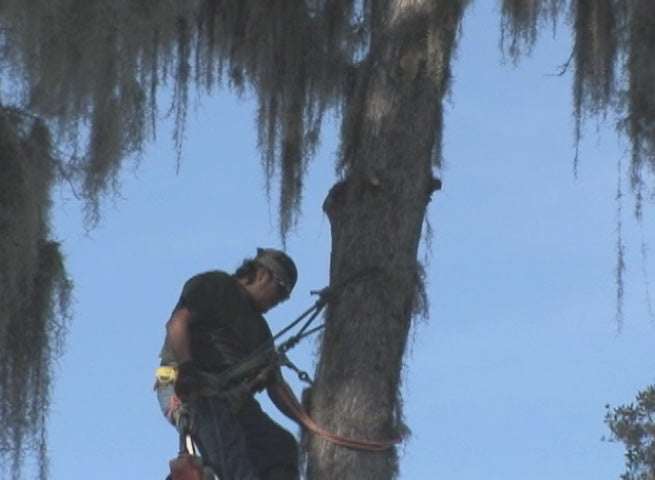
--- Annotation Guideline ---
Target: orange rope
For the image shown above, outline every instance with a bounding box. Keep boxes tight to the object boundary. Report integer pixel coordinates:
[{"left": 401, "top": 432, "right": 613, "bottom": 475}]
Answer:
[{"left": 277, "top": 386, "right": 401, "bottom": 451}]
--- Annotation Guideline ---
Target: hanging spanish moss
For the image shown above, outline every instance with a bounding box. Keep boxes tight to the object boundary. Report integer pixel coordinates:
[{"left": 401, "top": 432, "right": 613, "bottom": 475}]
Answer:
[
  {"left": 500, "top": 0, "right": 566, "bottom": 61},
  {"left": 499, "top": 0, "right": 655, "bottom": 322},
  {"left": 570, "top": 0, "right": 616, "bottom": 166},
  {"left": 0, "top": 107, "right": 71, "bottom": 479},
  {"left": 622, "top": 0, "right": 655, "bottom": 217},
  {"left": 0, "top": 0, "right": 361, "bottom": 233}
]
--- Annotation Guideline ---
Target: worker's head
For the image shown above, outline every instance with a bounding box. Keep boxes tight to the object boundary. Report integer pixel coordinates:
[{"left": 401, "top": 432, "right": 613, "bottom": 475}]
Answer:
[{"left": 234, "top": 248, "right": 297, "bottom": 312}]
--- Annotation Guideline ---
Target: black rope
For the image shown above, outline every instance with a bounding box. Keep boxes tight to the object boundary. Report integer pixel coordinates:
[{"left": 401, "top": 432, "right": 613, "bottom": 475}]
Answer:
[
  {"left": 272, "top": 295, "right": 326, "bottom": 344},
  {"left": 276, "top": 267, "right": 381, "bottom": 352}
]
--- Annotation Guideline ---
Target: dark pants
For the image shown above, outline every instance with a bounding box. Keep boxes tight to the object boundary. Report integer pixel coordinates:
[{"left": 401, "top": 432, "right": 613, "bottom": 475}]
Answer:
[
  {"left": 194, "top": 396, "right": 299, "bottom": 480},
  {"left": 157, "top": 385, "right": 299, "bottom": 480}
]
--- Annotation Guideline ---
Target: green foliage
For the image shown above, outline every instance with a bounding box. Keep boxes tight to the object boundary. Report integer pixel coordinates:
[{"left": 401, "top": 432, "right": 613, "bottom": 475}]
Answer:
[{"left": 606, "top": 385, "right": 655, "bottom": 480}]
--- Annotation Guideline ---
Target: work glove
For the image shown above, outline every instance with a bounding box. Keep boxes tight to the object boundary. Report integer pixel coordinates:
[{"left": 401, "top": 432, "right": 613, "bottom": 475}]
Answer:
[{"left": 174, "top": 361, "right": 204, "bottom": 400}]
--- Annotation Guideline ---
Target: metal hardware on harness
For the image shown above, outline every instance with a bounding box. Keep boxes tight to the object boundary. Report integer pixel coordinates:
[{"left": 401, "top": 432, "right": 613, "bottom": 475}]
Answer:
[{"left": 278, "top": 353, "right": 314, "bottom": 385}]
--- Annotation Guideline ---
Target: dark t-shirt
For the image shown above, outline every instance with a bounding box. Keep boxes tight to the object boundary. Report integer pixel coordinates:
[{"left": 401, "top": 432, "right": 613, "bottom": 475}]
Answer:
[{"left": 159, "top": 271, "right": 274, "bottom": 375}]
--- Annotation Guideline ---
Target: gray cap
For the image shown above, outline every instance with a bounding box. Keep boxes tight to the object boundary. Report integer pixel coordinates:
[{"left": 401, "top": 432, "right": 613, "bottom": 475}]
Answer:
[{"left": 255, "top": 248, "right": 298, "bottom": 295}]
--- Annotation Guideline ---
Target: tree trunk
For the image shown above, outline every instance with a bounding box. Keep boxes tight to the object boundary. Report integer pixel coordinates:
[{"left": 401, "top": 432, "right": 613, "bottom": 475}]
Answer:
[{"left": 306, "top": 2, "right": 466, "bottom": 479}]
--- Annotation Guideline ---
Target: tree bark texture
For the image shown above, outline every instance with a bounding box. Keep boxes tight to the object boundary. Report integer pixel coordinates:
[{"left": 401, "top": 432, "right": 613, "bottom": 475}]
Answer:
[{"left": 306, "top": 2, "right": 466, "bottom": 479}]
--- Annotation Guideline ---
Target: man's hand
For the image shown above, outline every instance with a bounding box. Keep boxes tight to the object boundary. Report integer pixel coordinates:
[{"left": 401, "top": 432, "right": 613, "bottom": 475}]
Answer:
[{"left": 174, "top": 361, "right": 204, "bottom": 400}]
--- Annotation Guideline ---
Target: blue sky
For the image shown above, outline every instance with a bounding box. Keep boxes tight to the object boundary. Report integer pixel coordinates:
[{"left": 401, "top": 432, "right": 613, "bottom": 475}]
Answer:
[{"left": 44, "top": 4, "right": 655, "bottom": 480}]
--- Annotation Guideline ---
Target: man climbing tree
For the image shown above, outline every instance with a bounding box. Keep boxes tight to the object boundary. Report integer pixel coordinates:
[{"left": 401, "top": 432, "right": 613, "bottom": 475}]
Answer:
[{"left": 155, "top": 248, "right": 302, "bottom": 480}]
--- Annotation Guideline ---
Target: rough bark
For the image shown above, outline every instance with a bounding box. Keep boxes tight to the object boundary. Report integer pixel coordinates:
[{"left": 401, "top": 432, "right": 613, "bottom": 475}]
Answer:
[{"left": 305, "top": 2, "right": 466, "bottom": 479}]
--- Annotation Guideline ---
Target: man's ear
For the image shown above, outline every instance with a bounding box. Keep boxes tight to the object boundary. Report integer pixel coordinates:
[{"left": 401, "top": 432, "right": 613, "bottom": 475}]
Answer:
[{"left": 255, "top": 266, "right": 270, "bottom": 284}]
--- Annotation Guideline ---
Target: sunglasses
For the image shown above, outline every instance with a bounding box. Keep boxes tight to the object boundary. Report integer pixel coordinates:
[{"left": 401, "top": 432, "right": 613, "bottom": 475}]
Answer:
[{"left": 268, "top": 269, "right": 290, "bottom": 300}]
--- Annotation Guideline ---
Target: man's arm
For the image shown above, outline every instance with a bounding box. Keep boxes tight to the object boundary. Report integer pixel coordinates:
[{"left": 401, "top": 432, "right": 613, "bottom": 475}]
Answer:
[
  {"left": 267, "top": 370, "right": 304, "bottom": 424},
  {"left": 165, "top": 307, "right": 193, "bottom": 363},
  {"left": 166, "top": 306, "right": 206, "bottom": 400}
]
